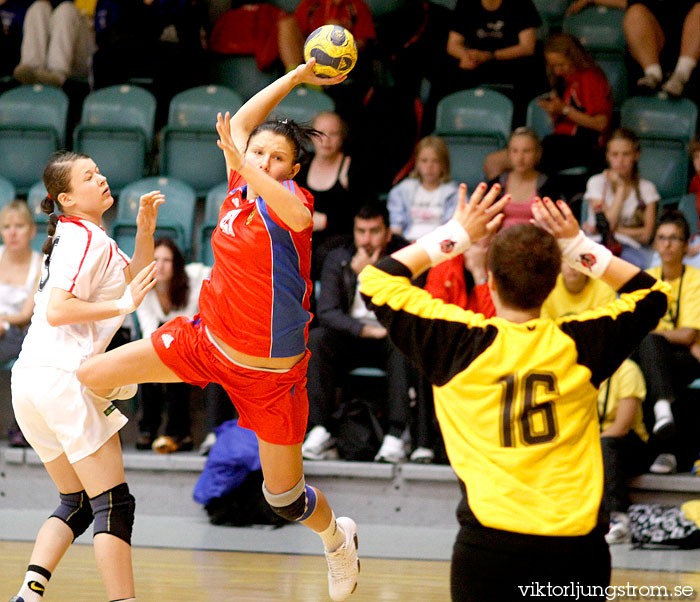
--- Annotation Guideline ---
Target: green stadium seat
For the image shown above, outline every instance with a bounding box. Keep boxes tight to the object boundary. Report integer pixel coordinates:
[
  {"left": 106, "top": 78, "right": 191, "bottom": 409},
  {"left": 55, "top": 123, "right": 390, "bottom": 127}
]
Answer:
[
  {"left": 0, "top": 84, "right": 69, "bottom": 193},
  {"left": 562, "top": 6, "right": 625, "bottom": 56},
  {"left": 525, "top": 95, "right": 554, "bottom": 140},
  {"left": 111, "top": 177, "right": 197, "bottom": 259},
  {"left": 209, "top": 54, "right": 279, "bottom": 102},
  {"left": 27, "top": 181, "right": 49, "bottom": 223},
  {"left": 271, "top": 86, "right": 335, "bottom": 124},
  {"left": 532, "top": 0, "right": 570, "bottom": 32},
  {"left": 73, "top": 85, "right": 157, "bottom": 195},
  {"left": 198, "top": 181, "right": 229, "bottom": 266},
  {"left": 0, "top": 174, "right": 16, "bottom": 208},
  {"left": 160, "top": 85, "right": 243, "bottom": 195},
  {"left": 678, "top": 193, "right": 699, "bottom": 236}
]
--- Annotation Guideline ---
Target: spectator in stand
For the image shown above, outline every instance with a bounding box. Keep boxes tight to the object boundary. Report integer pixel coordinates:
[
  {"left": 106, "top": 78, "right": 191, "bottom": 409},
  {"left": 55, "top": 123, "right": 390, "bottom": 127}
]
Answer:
[
  {"left": 598, "top": 359, "right": 650, "bottom": 545},
  {"left": 684, "top": 139, "right": 700, "bottom": 266},
  {"left": 438, "top": 0, "right": 544, "bottom": 127},
  {"left": 487, "top": 127, "right": 564, "bottom": 230},
  {"left": 92, "top": 0, "right": 207, "bottom": 124},
  {"left": 388, "top": 136, "right": 459, "bottom": 242},
  {"left": 0, "top": 0, "right": 32, "bottom": 79},
  {"left": 623, "top": 0, "right": 700, "bottom": 97},
  {"left": 484, "top": 33, "right": 612, "bottom": 191},
  {"left": 302, "top": 203, "right": 413, "bottom": 464},
  {"left": 296, "top": 111, "right": 356, "bottom": 280},
  {"left": 0, "top": 201, "right": 42, "bottom": 448},
  {"left": 134, "top": 238, "right": 213, "bottom": 453},
  {"left": 541, "top": 261, "right": 617, "bottom": 320},
  {"left": 566, "top": 0, "right": 627, "bottom": 15},
  {"left": 633, "top": 210, "right": 700, "bottom": 475},
  {"left": 582, "top": 128, "right": 659, "bottom": 269},
  {"left": 12, "top": 0, "right": 95, "bottom": 87}
]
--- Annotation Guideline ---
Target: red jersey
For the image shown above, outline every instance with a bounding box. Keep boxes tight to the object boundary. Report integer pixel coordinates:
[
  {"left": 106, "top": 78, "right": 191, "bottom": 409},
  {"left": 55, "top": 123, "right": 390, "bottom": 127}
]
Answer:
[
  {"left": 294, "top": 0, "right": 376, "bottom": 41},
  {"left": 424, "top": 256, "right": 495, "bottom": 317},
  {"left": 199, "top": 170, "right": 314, "bottom": 358}
]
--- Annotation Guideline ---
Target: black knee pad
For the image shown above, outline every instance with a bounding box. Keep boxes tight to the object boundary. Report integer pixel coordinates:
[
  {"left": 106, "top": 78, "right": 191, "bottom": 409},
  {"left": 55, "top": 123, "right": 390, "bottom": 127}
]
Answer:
[
  {"left": 90, "top": 483, "right": 135, "bottom": 545},
  {"left": 50, "top": 490, "right": 93, "bottom": 541},
  {"left": 263, "top": 478, "right": 317, "bottom": 522}
]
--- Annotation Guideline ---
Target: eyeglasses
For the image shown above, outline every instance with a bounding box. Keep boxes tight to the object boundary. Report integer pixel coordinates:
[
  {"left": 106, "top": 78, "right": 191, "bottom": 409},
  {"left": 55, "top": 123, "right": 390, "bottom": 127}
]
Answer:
[{"left": 655, "top": 235, "right": 685, "bottom": 244}]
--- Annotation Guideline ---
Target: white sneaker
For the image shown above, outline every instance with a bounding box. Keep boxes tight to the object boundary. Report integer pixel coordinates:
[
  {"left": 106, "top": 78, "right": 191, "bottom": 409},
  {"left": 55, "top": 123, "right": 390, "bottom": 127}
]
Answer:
[
  {"left": 199, "top": 432, "right": 216, "bottom": 456},
  {"left": 649, "top": 453, "right": 677, "bottom": 475},
  {"left": 409, "top": 446, "right": 434, "bottom": 464},
  {"left": 661, "top": 74, "right": 686, "bottom": 97},
  {"left": 374, "top": 434, "right": 406, "bottom": 463},
  {"left": 605, "top": 512, "right": 631, "bottom": 545},
  {"left": 302, "top": 425, "right": 337, "bottom": 460},
  {"left": 652, "top": 400, "right": 675, "bottom": 440},
  {"left": 325, "top": 516, "right": 359, "bottom": 601}
]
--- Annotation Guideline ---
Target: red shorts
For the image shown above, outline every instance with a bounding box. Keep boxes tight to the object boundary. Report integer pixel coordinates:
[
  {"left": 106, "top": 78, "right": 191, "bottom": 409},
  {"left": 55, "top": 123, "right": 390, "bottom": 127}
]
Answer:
[{"left": 152, "top": 316, "right": 309, "bottom": 445}]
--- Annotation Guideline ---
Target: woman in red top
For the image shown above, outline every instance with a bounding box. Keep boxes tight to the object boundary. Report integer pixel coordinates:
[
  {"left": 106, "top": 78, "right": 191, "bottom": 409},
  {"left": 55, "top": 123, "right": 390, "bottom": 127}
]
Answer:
[{"left": 78, "top": 60, "right": 360, "bottom": 601}]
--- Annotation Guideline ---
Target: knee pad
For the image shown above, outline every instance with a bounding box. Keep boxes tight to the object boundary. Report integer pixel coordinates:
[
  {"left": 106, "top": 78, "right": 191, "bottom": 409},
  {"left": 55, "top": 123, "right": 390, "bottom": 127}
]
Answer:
[
  {"left": 262, "top": 477, "right": 317, "bottom": 522},
  {"left": 50, "top": 490, "right": 93, "bottom": 541},
  {"left": 90, "top": 482, "right": 135, "bottom": 545}
]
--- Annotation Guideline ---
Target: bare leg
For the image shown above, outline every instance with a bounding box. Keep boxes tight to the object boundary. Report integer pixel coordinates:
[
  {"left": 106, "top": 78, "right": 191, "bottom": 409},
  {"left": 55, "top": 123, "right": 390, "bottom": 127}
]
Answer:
[
  {"left": 71, "top": 434, "right": 134, "bottom": 601},
  {"left": 623, "top": 4, "right": 665, "bottom": 71},
  {"left": 256, "top": 437, "right": 333, "bottom": 532},
  {"left": 680, "top": 4, "right": 700, "bottom": 61},
  {"left": 77, "top": 338, "right": 182, "bottom": 393}
]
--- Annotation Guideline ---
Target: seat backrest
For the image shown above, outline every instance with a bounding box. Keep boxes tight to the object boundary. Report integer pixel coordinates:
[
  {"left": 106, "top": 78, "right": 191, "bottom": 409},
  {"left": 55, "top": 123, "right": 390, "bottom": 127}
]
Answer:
[
  {"left": 596, "top": 55, "right": 628, "bottom": 108},
  {"left": 271, "top": 87, "right": 335, "bottom": 124},
  {"left": 525, "top": 95, "right": 554, "bottom": 139},
  {"left": 204, "top": 181, "right": 229, "bottom": 225},
  {"left": 678, "top": 193, "right": 699, "bottom": 236},
  {"left": 365, "top": 0, "right": 408, "bottom": 17},
  {"left": 621, "top": 96, "right": 698, "bottom": 142},
  {"left": 167, "top": 85, "right": 243, "bottom": 130},
  {"left": 0, "top": 174, "right": 16, "bottom": 208},
  {"left": 209, "top": 55, "right": 278, "bottom": 102},
  {"left": 435, "top": 88, "right": 513, "bottom": 145},
  {"left": 532, "top": 0, "right": 569, "bottom": 29},
  {"left": 0, "top": 84, "right": 69, "bottom": 146},
  {"left": 562, "top": 6, "right": 625, "bottom": 54},
  {"left": 79, "top": 85, "right": 157, "bottom": 144},
  {"left": 27, "top": 180, "right": 49, "bottom": 223},
  {"left": 639, "top": 144, "right": 689, "bottom": 200}
]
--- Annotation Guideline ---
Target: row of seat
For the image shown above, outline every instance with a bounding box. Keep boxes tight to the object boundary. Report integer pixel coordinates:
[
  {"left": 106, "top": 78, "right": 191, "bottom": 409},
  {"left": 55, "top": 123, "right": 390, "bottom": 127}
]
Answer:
[
  {"left": 434, "top": 87, "right": 698, "bottom": 199},
  {"left": 0, "top": 82, "right": 335, "bottom": 197}
]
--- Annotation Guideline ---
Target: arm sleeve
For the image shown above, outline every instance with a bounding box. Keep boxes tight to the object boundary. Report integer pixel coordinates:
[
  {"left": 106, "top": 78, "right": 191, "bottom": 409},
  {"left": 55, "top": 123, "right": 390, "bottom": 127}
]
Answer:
[
  {"left": 317, "top": 252, "right": 364, "bottom": 337},
  {"left": 264, "top": 179, "right": 314, "bottom": 231},
  {"left": 359, "top": 257, "right": 499, "bottom": 385},
  {"left": 468, "top": 282, "right": 496, "bottom": 318},
  {"left": 557, "top": 271, "right": 669, "bottom": 388}
]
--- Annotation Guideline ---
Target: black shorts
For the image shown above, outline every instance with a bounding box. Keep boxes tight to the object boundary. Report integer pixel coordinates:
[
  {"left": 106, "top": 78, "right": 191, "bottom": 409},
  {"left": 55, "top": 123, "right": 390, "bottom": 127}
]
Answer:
[{"left": 450, "top": 524, "right": 611, "bottom": 602}]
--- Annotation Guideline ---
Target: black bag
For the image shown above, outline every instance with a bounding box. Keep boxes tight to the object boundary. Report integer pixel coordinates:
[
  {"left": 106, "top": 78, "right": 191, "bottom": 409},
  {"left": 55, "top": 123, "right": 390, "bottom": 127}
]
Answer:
[
  {"left": 628, "top": 503, "right": 700, "bottom": 549},
  {"left": 204, "top": 470, "right": 287, "bottom": 528},
  {"left": 334, "top": 398, "right": 384, "bottom": 462}
]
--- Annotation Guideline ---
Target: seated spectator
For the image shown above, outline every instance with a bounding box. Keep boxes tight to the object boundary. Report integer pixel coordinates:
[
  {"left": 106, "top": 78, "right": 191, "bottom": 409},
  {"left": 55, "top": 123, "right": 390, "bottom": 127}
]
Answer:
[
  {"left": 540, "top": 261, "right": 617, "bottom": 320},
  {"left": 412, "top": 238, "right": 495, "bottom": 463},
  {"left": 684, "top": 138, "right": 700, "bottom": 266},
  {"left": 623, "top": 0, "right": 700, "bottom": 97},
  {"left": 92, "top": 0, "right": 207, "bottom": 124},
  {"left": 0, "top": 201, "right": 41, "bottom": 447},
  {"left": 437, "top": 0, "right": 544, "bottom": 126},
  {"left": 633, "top": 210, "right": 700, "bottom": 473},
  {"left": 388, "top": 136, "right": 458, "bottom": 242},
  {"left": 484, "top": 33, "right": 612, "bottom": 190},
  {"left": 598, "top": 359, "right": 650, "bottom": 544},
  {"left": 582, "top": 128, "right": 659, "bottom": 269},
  {"left": 0, "top": 0, "right": 32, "bottom": 78},
  {"left": 302, "top": 203, "right": 413, "bottom": 463},
  {"left": 134, "top": 237, "right": 211, "bottom": 453},
  {"left": 566, "top": 0, "right": 627, "bottom": 15},
  {"left": 488, "top": 127, "right": 564, "bottom": 230},
  {"left": 12, "top": 0, "right": 94, "bottom": 87},
  {"left": 296, "top": 111, "right": 356, "bottom": 280}
]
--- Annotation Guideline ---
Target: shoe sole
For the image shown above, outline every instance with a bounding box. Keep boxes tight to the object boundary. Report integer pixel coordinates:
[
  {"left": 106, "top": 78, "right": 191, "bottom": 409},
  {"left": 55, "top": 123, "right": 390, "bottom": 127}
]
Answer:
[{"left": 653, "top": 421, "right": 676, "bottom": 442}]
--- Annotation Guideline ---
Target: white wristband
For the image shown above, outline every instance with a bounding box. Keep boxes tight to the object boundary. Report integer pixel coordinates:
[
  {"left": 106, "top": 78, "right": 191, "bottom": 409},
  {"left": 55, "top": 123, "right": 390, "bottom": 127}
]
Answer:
[
  {"left": 416, "top": 219, "right": 471, "bottom": 266},
  {"left": 114, "top": 286, "right": 135, "bottom": 315},
  {"left": 558, "top": 230, "right": 613, "bottom": 279}
]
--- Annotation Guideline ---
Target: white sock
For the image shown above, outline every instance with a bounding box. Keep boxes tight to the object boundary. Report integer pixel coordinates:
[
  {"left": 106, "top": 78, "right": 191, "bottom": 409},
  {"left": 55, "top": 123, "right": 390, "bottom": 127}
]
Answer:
[
  {"left": 672, "top": 56, "right": 697, "bottom": 83},
  {"left": 17, "top": 566, "right": 51, "bottom": 602},
  {"left": 319, "top": 511, "right": 345, "bottom": 552},
  {"left": 644, "top": 63, "right": 663, "bottom": 81},
  {"left": 654, "top": 399, "right": 673, "bottom": 424}
]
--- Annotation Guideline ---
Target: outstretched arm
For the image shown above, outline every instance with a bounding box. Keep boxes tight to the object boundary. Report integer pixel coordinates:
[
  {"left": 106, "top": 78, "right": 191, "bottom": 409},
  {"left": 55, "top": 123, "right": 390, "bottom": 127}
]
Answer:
[{"left": 127, "top": 190, "right": 165, "bottom": 282}]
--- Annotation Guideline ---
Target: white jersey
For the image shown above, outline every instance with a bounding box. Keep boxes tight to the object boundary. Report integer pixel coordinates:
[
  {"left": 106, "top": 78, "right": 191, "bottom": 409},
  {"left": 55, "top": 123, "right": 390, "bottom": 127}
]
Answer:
[{"left": 15, "top": 216, "right": 130, "bottom": 372}]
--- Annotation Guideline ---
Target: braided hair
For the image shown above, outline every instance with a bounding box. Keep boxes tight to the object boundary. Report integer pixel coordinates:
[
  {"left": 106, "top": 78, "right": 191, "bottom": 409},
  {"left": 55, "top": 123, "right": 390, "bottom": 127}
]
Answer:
[{"left": 41, "top": 151, "right": 90, "bottom": 261}]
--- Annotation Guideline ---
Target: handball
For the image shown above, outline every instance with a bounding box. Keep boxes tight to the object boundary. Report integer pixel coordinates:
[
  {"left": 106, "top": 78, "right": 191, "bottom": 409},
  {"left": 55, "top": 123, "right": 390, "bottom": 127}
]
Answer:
[{"left": 303, "top": 25, "right": 358, "bottom": 79}]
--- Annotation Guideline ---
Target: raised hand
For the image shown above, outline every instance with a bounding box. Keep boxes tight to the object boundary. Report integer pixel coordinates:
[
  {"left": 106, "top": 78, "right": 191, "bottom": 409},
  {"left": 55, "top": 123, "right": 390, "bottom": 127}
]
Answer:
[
  {"left": 135, "top": 191, "right": 165, "bottom": 236},
  {"left": 129, "top": 261, "right": 157, "bottom": 309},
  {"left": 293, "top": 58, "right": 348, "bottom": 87},
  {"left": 531, "top": 197, "right": 580, "bottom": 239},
  {"left": 216, "top": 111, "right": 244, "bottom": 170},
  {"left": 452, "top": 182, "right": 510, "bottom": 243}
]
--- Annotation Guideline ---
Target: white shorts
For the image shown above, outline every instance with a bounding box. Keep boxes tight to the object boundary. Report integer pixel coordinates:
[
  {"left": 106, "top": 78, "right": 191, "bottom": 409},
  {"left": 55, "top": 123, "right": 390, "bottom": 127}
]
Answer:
[{"left": 11, "top": 366, "right": 128, "bottom": 464}]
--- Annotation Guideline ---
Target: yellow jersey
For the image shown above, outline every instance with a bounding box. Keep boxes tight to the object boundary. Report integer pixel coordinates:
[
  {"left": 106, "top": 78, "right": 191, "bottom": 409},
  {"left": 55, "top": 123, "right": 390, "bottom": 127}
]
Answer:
[
  {"left": 540, "top": 274, "right": 617, "bottom": 320},
  {"left": 598, "top": 359, "right": 648, "bottom": 442},
  {"left": 646, "top": 265, "right": 700, "bottom": 331},
  {"left": 360, "top": 259, "right": 668, "bottom": 538}
]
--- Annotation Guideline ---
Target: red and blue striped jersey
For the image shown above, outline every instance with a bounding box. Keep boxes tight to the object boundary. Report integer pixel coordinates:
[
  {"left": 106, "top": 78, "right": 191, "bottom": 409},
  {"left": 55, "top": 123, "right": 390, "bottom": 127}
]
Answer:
[{"left": 199, "top": 170, "right": 314, "bottom": 358}]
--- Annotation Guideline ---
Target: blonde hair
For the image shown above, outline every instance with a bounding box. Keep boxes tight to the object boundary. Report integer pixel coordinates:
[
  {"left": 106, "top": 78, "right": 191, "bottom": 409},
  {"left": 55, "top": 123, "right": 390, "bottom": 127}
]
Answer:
[
  {"left": 0, "top": 200, "right": 34, "bottom": 227},
  {"left": 409, "top": 136, "right": 451, "bottom": 184},
  {"left": 544, "top": 33, "right": 599, "bottom": 87}
]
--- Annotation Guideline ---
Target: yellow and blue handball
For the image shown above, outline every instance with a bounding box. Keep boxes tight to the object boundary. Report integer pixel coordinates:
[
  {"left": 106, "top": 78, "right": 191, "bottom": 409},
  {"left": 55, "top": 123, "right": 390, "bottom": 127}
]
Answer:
[{"left": 303, "top": 25, "right": 358, "bottom": 79}]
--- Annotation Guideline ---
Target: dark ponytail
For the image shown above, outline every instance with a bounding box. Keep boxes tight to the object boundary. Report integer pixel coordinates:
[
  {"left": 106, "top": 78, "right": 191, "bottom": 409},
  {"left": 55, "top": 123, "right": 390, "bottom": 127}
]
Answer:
[
  {"left": 247, "top": 119, "right": 322, "bottom": 166},
  {"left": 41, "top": 150, "right": 89, "bottom": 261}
]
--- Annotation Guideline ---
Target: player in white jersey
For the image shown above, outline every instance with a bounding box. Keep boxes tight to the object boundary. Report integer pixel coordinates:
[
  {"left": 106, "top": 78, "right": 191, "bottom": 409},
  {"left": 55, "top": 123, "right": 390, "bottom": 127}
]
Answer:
[{"left": 9, "top": 151, "right": 163, "bottom": 602}]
